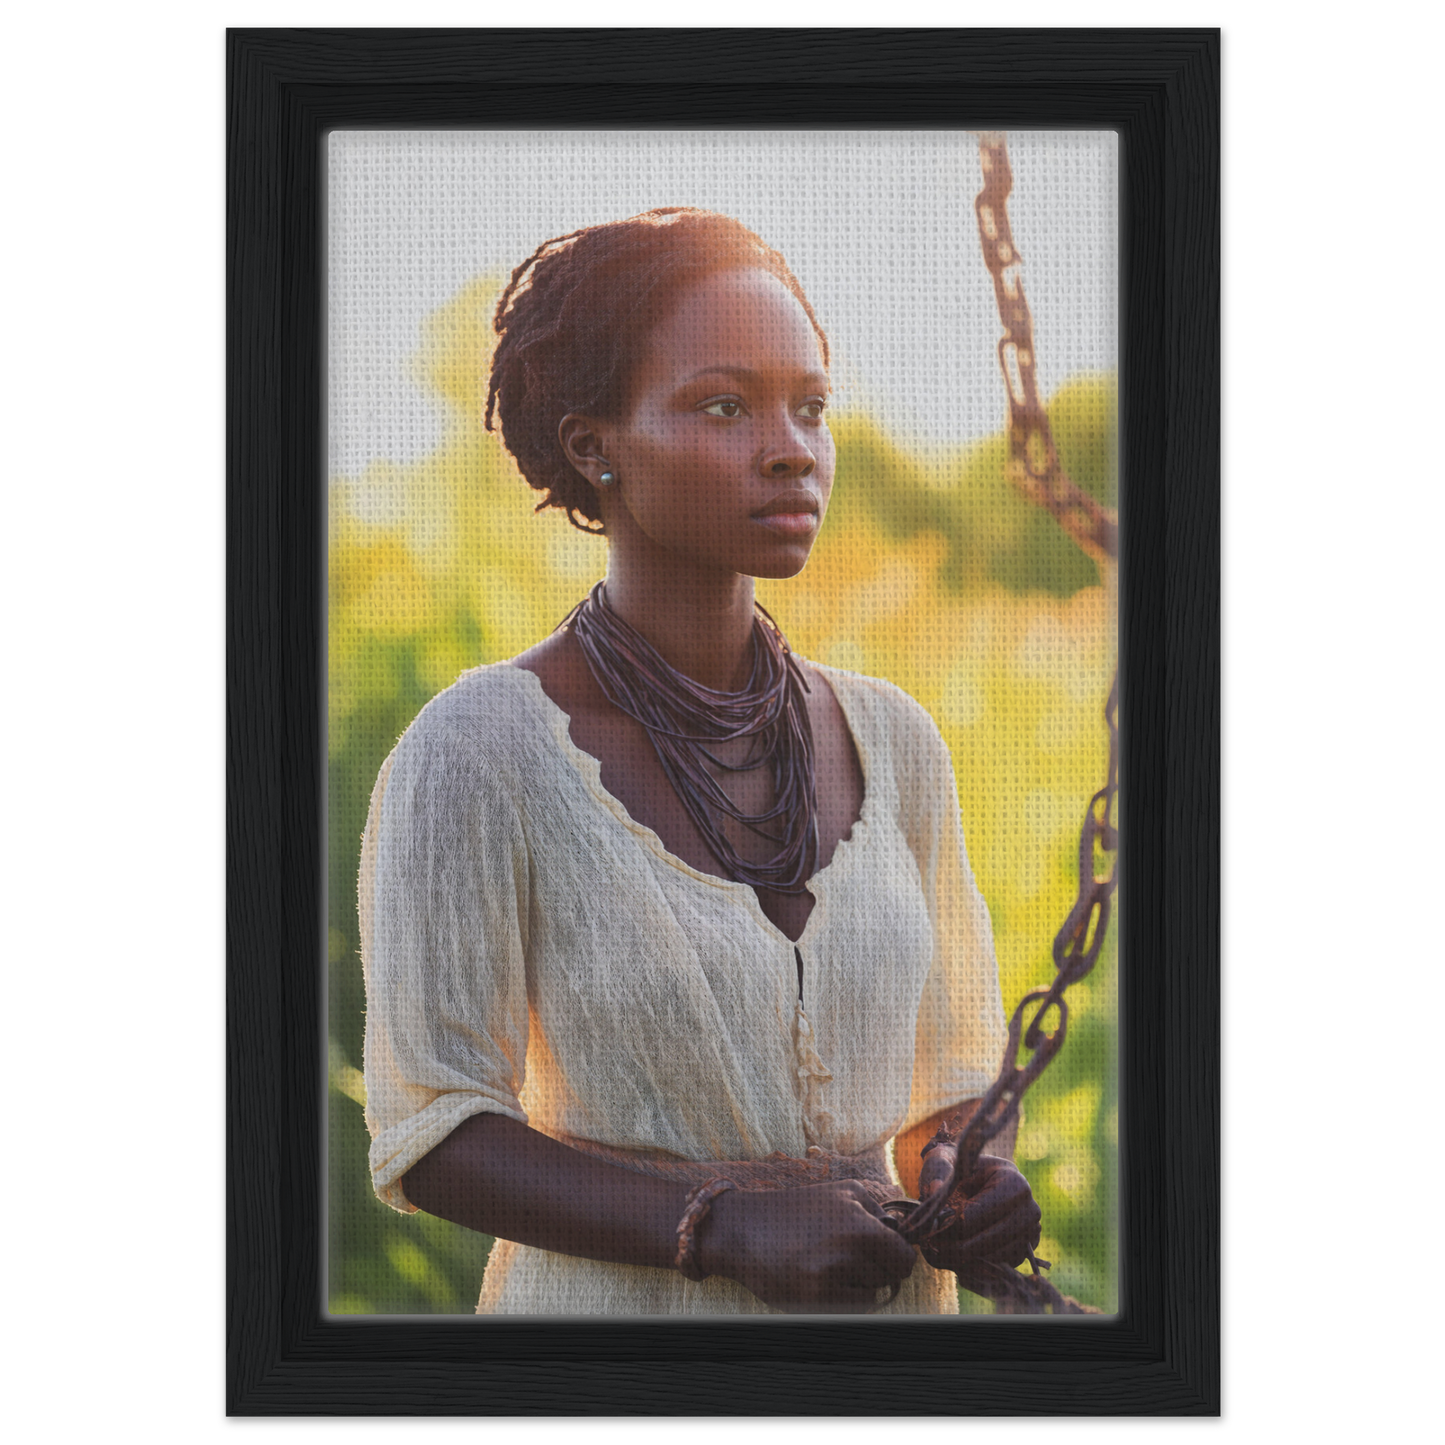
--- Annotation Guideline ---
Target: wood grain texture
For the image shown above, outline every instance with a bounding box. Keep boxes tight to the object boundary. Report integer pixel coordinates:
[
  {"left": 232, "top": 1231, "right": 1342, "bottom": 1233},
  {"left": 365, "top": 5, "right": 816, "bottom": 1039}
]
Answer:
[{"left": 228, "top": 27, "right": 1219, "bottom": 1415}]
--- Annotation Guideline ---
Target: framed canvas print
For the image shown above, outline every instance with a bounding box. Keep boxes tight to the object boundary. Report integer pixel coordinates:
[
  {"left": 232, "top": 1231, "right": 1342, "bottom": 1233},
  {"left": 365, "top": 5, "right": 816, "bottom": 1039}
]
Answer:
[{"left": 229, "top": 27, "right": 1218, "bottom": 1414}]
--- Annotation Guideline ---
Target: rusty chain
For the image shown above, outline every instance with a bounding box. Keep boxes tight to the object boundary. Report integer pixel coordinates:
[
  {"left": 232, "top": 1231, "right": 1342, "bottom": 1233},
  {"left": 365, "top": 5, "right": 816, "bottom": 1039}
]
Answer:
[
  {"left": 972, "top": 134, "right": 1119, "bottom": 568},
  {"left": 882, "top": 134, "right": 1120, "bottom": 1316}
]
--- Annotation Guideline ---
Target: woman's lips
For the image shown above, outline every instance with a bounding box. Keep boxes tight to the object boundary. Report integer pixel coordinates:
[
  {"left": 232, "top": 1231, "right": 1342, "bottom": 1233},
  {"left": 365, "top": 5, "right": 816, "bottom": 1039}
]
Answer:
[{"left": 752, "top": 511, "right": 818, "bottom": 537}]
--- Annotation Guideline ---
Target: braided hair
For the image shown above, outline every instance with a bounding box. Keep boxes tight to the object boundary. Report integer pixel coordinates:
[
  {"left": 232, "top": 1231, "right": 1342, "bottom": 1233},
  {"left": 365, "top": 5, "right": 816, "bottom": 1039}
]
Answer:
[{"left": 485, "top": 208, "right": 830, "bottom": 534}]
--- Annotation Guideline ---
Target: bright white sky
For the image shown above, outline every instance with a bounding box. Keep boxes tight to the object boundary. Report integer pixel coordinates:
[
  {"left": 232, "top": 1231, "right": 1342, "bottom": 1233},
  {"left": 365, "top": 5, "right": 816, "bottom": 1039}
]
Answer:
[{"left": 328, "top": 129, "right": 1117, "bottom": 478}]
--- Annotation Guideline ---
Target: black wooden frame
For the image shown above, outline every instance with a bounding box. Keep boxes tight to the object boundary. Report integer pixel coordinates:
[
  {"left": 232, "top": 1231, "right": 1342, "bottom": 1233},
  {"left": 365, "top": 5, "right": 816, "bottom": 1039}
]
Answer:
[{"left": 228, "top": 27, "right": 1219, "bottom": 1414}]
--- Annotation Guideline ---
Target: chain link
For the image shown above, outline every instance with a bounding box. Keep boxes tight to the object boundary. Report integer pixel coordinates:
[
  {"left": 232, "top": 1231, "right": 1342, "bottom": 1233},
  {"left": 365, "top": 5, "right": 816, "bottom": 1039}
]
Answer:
[{"left": 884, "top": 134, "right": 1120, "bottom": 1316}]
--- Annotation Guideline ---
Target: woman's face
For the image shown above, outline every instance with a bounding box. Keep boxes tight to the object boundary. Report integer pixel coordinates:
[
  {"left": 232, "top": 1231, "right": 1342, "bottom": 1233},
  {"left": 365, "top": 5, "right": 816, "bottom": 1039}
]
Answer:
[{"left": 574, "top": 267, "right": 835, "bottom": 582}]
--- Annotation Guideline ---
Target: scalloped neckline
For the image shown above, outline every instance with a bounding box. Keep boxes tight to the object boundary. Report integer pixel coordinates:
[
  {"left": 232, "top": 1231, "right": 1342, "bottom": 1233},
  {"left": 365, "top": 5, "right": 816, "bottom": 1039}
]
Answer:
[{"left": 504, "top": 659, "right": 875, "bottom": 949}]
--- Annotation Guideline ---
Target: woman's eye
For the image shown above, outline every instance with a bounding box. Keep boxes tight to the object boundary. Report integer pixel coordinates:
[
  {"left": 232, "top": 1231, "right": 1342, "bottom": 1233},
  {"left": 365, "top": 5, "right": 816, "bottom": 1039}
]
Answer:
[
  {"left": 700, "top": 398, "right": 746, "bottom": 418},
  {"left": 796, "top": 399, "right": 827, "bottom": 420}
]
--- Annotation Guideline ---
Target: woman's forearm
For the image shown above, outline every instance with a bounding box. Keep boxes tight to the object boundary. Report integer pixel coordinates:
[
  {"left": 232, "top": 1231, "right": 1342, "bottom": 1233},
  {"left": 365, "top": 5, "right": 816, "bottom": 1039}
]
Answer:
[
  {"left": 401, "top": 1113, "right": 694, "bottom": 1271},
  {"left": 401, "top": 1112, "right": 924, "bottom": 1316}
]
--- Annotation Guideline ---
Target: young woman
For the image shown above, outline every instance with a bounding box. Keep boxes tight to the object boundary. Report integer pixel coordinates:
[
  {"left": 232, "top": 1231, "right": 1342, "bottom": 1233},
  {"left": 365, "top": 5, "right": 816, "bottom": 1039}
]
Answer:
[{"left": 359, "top": 208, "right": 1041, "bottom": 1315}]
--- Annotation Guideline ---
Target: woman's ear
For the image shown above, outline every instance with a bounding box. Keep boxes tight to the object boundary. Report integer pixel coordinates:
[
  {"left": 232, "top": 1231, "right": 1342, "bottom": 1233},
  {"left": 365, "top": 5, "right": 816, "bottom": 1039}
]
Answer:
[{"left": 558, "top": 414, "right": 612, "bottom": 491}]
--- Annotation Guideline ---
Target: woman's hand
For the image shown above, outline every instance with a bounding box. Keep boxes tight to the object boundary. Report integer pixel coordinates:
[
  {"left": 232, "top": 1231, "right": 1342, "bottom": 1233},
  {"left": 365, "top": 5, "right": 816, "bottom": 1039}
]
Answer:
[
  {"left": 697, "top": 1180, "right": 917, "bottom": 1314},
  {"left": 914, "top": 1149, "right": 1041, "bottom": 1297}
]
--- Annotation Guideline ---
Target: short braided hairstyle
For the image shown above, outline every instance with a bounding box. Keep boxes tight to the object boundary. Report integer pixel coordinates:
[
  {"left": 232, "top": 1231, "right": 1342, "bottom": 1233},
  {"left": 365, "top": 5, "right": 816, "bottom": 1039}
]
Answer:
[{"left": 485, "top": 208, "right": 829, "bottom": 533}]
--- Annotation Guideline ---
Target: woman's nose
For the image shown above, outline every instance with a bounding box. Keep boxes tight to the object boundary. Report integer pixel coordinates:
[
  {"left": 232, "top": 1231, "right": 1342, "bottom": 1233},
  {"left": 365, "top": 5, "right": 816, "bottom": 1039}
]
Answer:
[{"left": 760, "top": 422, "right": 816, "bottom": 477}]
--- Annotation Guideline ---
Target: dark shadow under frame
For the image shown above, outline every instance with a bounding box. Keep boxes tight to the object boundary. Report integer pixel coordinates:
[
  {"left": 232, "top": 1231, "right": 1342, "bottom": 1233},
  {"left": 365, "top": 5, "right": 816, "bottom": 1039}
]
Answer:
[{"left": 228, "top": 27, "right": 1219, "bottom": 1415}]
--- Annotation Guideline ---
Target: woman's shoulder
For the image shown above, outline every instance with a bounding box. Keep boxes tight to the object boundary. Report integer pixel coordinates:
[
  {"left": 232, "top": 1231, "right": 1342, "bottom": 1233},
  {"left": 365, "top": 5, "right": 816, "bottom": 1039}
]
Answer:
[
  {"left": 804, "top": 662, "right": 956, "bottom": 835},
  {"left": 803, "top": 660, "right": 947, "bottom": 760},
  {"left": 386, "top": 661, "right": 559, "bottom": 779}
]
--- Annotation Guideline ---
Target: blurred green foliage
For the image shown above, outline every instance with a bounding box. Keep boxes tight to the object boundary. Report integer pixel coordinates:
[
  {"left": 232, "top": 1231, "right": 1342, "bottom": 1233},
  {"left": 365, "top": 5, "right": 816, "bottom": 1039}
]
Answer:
[{"left": 328, "top": 276, "right": 1118, "bottom": 1314}]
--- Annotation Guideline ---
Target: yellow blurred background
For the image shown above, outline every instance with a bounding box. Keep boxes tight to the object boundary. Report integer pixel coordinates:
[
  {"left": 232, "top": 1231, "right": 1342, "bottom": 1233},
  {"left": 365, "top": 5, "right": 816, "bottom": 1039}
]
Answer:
[{"left": 327, "top": 276, "right": 1119, "bottom": 1315}]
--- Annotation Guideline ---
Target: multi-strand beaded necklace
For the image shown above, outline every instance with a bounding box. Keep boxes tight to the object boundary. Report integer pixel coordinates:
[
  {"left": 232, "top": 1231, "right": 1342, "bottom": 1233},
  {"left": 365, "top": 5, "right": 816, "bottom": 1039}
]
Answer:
[{"left": 565, "top": 582, "right": 818, "bottom": 893}]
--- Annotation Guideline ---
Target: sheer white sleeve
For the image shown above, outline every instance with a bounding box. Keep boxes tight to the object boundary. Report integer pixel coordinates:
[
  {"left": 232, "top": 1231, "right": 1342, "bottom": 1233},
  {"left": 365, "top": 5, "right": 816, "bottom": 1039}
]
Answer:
[
  {"left": 359, "top": 715, "right": 532, "bottom": 1213},
  {"left": 896, "top": 703, "right": 1009, "bottom": 1135}
]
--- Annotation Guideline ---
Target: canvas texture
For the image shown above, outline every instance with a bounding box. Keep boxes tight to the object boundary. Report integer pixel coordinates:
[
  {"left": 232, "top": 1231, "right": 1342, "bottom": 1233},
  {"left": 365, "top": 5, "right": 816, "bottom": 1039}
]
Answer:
[{"left": 326, "top": 131, "right": 1119, "bottom": 1317}]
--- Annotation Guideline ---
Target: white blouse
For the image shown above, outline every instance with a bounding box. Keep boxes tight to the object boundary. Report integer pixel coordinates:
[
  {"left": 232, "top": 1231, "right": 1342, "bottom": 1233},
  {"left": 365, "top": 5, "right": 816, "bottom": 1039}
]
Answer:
[{"left": 359, "top": 660, "right": 1008, "bottom": 1315}]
